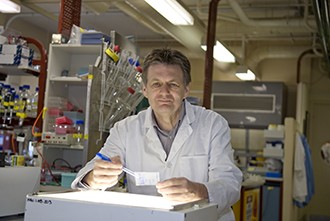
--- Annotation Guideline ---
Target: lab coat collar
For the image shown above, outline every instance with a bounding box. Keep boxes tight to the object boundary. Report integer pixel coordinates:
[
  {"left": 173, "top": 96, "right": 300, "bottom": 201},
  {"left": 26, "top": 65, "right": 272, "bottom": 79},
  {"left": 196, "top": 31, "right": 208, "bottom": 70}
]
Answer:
[
  {"left": 144, "top": 99, "right": 196, "bottom": 129},
  {"left": 144, "top": 100, "right": 195, "bottom": 161}
]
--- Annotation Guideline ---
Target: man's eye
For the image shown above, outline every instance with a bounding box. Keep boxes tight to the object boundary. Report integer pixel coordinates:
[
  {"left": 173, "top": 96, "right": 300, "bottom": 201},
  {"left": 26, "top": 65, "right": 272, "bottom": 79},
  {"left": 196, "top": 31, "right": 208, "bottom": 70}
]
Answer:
[
  {"left": 169, "top": 83, "right": 179, "bottom": 88},
  {"left": 151, "top": 82, "right": 161, "bottom": 87}
]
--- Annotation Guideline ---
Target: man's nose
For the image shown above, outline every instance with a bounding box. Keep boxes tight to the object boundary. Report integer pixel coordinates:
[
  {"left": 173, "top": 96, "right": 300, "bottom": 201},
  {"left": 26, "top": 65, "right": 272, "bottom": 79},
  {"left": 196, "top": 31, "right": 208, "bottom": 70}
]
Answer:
[{"left": 159, "top": 84, "right": 170, "bottom": 93}]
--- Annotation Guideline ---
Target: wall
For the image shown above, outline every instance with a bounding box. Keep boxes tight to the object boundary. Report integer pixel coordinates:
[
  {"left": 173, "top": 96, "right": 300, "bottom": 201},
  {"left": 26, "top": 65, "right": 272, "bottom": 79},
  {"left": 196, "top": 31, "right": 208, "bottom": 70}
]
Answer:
[
  {"left": 1, "top": 14, "right": 52, "bottom": 49},
  {"left": 307, "top": 58, "right": 330, "bottom": 219}
]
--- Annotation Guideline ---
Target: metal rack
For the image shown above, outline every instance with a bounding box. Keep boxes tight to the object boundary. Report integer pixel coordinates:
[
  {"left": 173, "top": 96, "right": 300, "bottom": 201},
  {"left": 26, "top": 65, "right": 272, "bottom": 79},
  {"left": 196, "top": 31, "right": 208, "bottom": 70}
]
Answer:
[
  {"left": 0, "top": 36, "right": 47, "bottom": 131},
  {"left": 85, "top": 30, "right": 144, "bottom": 161}
]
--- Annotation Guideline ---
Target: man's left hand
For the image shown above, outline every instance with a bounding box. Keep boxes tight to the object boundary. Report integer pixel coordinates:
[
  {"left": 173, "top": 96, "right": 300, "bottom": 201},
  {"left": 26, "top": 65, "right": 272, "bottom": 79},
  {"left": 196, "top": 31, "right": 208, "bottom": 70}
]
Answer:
[{"left": 156, "top": 177, "right": 209, "bottom": 202}]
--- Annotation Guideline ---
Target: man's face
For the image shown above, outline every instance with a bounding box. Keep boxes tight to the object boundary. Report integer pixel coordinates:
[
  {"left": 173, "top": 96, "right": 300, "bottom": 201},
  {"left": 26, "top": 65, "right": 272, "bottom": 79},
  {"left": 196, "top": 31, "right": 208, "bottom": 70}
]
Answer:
[{"left": 142, "top": 63, "right": 189, "bottom": 116}]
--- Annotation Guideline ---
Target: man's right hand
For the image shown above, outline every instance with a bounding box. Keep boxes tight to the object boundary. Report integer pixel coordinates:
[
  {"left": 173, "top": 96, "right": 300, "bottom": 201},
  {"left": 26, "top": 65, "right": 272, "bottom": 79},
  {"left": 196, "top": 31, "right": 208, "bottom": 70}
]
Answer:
[{"left": 82, "top": 156, "right": 123, "bottom": 189}]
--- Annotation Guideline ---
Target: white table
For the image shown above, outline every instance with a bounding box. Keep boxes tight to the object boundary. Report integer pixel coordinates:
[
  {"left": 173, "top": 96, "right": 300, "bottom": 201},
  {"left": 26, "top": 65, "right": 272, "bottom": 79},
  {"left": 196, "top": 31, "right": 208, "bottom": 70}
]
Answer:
[{"left": 25, "top": 190, "right": 218, "bottom": 221}]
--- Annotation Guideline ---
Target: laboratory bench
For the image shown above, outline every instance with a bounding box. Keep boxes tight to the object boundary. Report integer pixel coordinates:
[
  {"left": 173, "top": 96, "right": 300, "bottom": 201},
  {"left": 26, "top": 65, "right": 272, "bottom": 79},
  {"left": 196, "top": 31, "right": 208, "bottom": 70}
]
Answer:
[{"left": 24, "top": 190, "right": 218, "bottom": 221}]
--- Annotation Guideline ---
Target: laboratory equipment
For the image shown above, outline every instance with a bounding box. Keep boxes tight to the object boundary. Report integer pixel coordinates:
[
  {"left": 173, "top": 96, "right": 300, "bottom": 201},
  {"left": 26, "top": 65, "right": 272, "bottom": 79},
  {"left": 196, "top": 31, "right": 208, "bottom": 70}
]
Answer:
[
  {"left": 211, "top": 81, "right": 287, "bottom": 129},
  {"left": 73, "top": 120, "right": 84, "bottom": 146},
  {"left": 24, "top": 190, "right": 218, "bottom": 221},
  {"left": 98, "top": 42, "right": 145, "bottom": 132}
]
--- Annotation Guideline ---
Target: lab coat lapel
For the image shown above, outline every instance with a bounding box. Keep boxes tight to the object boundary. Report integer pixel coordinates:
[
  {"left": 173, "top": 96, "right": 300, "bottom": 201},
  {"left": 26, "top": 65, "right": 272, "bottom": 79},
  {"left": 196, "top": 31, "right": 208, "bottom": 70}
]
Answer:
[
  {"left": 167, "top": 123, "right": 192, "bottom": 161},
  {"left": 167, "top": 100, "right": 195, "bottom": 161},
  {"left": 144, "top": 108, "right": 167, "bottom": 161}
]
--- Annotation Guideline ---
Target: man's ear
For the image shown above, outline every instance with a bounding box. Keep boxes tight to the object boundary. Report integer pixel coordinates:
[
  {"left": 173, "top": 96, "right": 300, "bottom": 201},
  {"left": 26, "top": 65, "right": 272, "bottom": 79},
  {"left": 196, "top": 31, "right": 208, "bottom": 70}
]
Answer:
[
  {"left": 142, "top": 85, "right": 148, "bottom": 98},
  {"left": 184, "top": 84, "right": 190, "bottom": 98}
]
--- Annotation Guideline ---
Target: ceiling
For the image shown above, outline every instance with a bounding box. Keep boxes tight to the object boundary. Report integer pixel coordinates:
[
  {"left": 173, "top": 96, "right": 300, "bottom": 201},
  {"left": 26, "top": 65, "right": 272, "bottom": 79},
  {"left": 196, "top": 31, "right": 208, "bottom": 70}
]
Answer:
[{"left": 3, "top": 0, "right": 327, "bottom": 71}]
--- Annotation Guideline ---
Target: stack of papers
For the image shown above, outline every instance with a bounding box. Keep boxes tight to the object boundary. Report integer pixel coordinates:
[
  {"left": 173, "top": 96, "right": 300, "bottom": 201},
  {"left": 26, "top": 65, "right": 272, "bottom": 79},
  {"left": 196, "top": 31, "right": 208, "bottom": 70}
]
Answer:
[{"left": 81, "top": 32, "right": 110, "bottom": 45}]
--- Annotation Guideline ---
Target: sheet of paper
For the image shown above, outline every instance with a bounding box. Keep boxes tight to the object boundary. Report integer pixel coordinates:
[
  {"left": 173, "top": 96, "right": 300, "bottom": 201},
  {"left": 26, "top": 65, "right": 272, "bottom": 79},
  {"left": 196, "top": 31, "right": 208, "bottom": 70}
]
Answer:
[{"left": 134, "top": 172, "right": 160, "bottom": 186}]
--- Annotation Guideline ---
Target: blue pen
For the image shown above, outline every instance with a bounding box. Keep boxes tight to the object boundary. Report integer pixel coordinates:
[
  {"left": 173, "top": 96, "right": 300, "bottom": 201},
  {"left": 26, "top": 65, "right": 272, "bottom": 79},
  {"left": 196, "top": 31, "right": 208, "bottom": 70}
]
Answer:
[{"left": 96, "top": 152, "right": 137, "bottom": 178}]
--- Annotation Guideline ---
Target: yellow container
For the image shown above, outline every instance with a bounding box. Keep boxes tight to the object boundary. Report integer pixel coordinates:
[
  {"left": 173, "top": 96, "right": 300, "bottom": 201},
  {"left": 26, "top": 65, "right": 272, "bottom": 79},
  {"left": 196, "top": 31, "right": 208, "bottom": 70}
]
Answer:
[
  {"left": 233, "top": 186, "right": 261, "bottom": 221},
  {"left": 12, "top": 155, "right": 25, "bottom": 166}
]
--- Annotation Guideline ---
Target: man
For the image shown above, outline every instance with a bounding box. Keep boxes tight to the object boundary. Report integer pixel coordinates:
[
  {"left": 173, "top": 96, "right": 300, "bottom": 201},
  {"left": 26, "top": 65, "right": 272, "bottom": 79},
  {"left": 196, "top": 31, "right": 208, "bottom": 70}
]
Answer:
[{"left": 72, "top": 48, "right": 242, "bottom": 220}]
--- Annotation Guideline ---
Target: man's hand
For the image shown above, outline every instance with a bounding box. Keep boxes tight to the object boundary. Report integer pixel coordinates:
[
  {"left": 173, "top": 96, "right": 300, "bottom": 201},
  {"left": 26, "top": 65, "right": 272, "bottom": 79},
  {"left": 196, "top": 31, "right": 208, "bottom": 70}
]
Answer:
[
  {"left": 156, "top": 177, "right": 209, "bottom": 202},
  {"left": 82, "top": 156, "right": 123, "bottom": 189}
]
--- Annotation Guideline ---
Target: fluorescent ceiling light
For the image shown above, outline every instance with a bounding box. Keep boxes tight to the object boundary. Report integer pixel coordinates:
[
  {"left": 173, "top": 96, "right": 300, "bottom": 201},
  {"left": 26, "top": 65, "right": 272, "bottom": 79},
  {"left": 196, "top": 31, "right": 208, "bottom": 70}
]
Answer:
[
  {"left": 235, "top": 66, "right": 256, "bottom": 81},
  {"left": 145, "top": 0, "right": 194, "bottom": 25},
  {"left": 201, "top": 41, "right": 236, "bottom": 63},
  {"left": 0, "top": 0, "right": 21, "bottom": 13}
]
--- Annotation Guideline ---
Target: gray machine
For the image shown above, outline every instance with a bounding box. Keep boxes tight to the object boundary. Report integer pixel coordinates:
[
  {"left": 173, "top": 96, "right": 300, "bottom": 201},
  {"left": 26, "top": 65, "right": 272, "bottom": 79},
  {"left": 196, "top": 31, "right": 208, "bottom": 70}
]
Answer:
[{"left": 211, "top": 81, "right": 287, "bottom": 129}]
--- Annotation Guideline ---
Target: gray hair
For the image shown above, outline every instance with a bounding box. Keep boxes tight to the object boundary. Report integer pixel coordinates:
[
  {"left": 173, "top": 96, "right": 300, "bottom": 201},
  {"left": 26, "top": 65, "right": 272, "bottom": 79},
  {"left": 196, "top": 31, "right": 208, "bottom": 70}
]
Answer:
[{"left": 141, "top": 48, "right": 191, "bottom": 86}]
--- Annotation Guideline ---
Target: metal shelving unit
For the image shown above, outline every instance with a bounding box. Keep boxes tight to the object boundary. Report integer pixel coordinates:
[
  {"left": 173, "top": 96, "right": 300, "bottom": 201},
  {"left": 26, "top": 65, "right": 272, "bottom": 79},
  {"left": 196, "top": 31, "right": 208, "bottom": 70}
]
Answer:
[
  {"left": 0, "top": 37, "right": 47, "bottom": 130},
  {"left": 41, "top": 31, "right": 142, "bottom": 171}
]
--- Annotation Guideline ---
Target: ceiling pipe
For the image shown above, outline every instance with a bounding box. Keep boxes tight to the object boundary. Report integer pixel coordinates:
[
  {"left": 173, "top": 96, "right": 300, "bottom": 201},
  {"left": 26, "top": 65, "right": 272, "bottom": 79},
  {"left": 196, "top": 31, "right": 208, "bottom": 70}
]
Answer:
[
  {"left": 228, "top": 0, "right": 316, "bottom": 29},
  {"left": 296, "top": 49, "right": 314, "bottom": 83},
  {"left": 203, "top": 0, "right": 220, "bottom": 109},
  {"left": 11, "top": 0, "right": 58, "bottom": 21},
  {"left": 195, "top": 0, "right": 239, "bottom": 23},
  {"left": 312, "top": 34, "right": 323, "bottom": 57},
  {"left": 303, "top": 0, "right": 316, "bottom": 32},
  {"left": 4, "top": 13, "right": 43, "bottom": 30},
  {"left": 111, "top": 1, "right": 166, "bottom": 35},
  {"left": 123, "top": 0, "right": 206, "bottom": 54},
  {"left": 312, "top": 0, "right": 330, "bottom": 76},
  {"left": 245, "top": 46, "right": 308, "bottom": 72},
  {"left": 83, "top": 2, "right": 111, "bottom": 15}
]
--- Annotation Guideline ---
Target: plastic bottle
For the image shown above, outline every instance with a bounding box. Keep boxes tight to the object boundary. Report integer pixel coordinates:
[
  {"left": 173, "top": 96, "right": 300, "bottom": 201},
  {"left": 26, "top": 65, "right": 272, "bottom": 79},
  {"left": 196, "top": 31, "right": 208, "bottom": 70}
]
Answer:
[
  {"left": 13, "top": 94, "right": 20, "bottom": 114},
  {"left": 17, "top": 85, "right": 31, "bottom": 126},
  {"left": 30, "top": 87, "right": 39, "bottom": 118},
  {"left": 2, "top": 84, "right": 12, "bottom": 124},
  {"left": 73, "top": 120, "right": 84, "bottom": 147},
  {"left": 7, "top": 89, "right": 16, "bottom": 124},
  {"left": 0, "top": 83, "right": 4, "bottom": 115},
  {"left": 22, "top": 85, "right": 32, "bottom": 117}
]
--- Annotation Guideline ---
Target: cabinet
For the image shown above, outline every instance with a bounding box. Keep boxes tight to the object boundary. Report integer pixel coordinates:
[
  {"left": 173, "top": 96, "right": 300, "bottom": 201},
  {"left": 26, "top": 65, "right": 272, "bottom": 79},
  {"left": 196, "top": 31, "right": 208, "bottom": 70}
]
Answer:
[
  {"left": 233, "top": 118, "right": 297, "bottom": 221},
  {"left": 261, "top": 181, "right": 282, "bottom": 221},
  {"left": 41, "top": 44, "right": 102, "bottom": 170}
]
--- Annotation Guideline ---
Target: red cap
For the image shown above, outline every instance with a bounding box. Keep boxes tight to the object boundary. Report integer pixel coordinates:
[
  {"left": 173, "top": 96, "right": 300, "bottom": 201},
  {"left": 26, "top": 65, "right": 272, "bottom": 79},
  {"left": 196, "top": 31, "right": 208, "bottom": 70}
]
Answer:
[
  {"left": 127, "top": 87, "right": 135, "bottom": 94},
  {"left": 114, "top": 45, "right": 120, "bottom": 53},
  {"left": 135, "top": 66, "right": 143, "bottom": 73}
]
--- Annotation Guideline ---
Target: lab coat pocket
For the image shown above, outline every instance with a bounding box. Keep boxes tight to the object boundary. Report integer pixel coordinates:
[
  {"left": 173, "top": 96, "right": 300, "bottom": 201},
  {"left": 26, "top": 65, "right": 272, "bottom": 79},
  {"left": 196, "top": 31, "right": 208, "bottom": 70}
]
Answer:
[{"left": 180, "top": 155, "right": 208, "bottom": 182}]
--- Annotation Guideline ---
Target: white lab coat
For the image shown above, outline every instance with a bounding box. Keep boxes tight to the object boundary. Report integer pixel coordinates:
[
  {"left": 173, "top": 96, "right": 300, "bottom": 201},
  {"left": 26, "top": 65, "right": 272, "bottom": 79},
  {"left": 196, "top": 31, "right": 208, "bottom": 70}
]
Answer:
[
  {"left": 293, "top": 132, "right": 307, "bottom": 203},
  {"left": 72, "top": 100, "right": 242, "bottom": 221}
]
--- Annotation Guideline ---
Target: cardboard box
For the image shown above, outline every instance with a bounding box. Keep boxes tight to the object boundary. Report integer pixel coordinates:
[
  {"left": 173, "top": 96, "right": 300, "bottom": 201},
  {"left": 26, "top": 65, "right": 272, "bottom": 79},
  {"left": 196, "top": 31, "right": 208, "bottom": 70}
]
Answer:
[
  {"left": 0, "top": 44, "right": 34, "bottom": 58},
  {"left": 0, "top": 54, "right": 32, "bottom": 66},
  {"left": 0, "top": 44, "right": 22, "bottom": 54}
]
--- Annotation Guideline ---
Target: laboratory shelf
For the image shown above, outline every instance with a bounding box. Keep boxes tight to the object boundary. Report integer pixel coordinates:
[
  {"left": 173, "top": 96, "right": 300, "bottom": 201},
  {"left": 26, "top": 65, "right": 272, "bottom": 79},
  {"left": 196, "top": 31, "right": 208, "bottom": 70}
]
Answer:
[
  {"left": 0, "top": 37, "right": 47, "bottom": 131},
  {"left": 43, "top": 143, "right": 84, "bottom": 150},
  {"left": 264, "top": 129, "right": 285, "bottom": 140},
  {"left": 49, "top": 76, "right": 88, "bottom": 86},
  {"left": 50, "top": 76, "right": 86, "bottom": 81},
  {"left": 41, "top": 32, "right": 139, "bottom": 185},
  {"left": 0, "top": 65, "right": 40, "bottom": 76},
  {"left": 234, "top": 149, "right": 282, "bottom": 160},
  {"left": 50, "top": 44, "right": 102, "bottom": 54}
]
